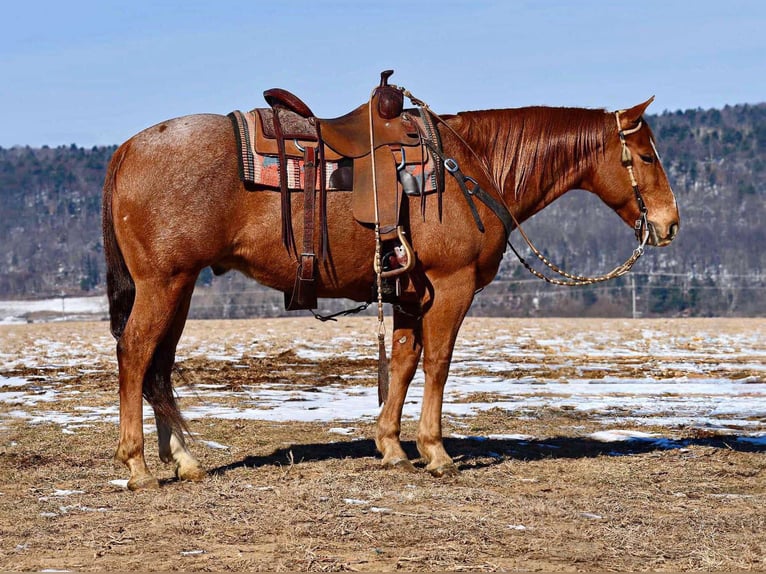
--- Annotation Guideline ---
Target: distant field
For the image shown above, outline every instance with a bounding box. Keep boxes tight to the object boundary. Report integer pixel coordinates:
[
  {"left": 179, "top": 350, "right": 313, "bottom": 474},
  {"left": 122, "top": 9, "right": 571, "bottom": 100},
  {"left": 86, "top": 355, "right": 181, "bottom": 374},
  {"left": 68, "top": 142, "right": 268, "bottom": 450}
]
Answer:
[{"left": 1, "top": 317, "right": 765, "bottom": 571}]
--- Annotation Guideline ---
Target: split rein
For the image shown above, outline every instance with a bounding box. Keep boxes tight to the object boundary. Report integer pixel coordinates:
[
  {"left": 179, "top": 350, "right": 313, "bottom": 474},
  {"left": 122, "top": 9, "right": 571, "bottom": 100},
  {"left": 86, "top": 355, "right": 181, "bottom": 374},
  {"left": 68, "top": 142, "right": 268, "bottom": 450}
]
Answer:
[{"left": 403, "top": 89, "right": 651, "bottom": 287}]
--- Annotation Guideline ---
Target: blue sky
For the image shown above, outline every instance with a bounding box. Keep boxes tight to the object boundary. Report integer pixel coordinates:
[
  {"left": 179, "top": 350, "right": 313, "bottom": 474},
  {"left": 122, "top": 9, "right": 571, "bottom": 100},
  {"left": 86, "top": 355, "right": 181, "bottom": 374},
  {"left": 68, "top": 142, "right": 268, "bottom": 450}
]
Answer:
[{"left": 1, "top": 0, "right": 764, "bottom": 147}]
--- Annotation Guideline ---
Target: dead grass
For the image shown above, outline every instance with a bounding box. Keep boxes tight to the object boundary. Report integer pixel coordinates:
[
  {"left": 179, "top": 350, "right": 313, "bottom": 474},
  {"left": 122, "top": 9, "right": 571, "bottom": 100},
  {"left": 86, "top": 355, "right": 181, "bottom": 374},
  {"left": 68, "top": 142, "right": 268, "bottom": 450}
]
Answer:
[
  {"left": 1, "top": 318, "right": 765, "bottom": 571},
  {"left": 2, "top": 415, "right": 765, "bottom": 572}
]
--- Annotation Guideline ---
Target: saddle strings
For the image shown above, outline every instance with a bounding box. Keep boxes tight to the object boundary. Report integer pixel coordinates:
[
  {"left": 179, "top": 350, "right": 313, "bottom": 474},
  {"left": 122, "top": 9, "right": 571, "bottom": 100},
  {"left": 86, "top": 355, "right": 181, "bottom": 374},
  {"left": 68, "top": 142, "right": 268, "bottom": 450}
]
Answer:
[
  {"left": 401, "top": 88, "right": 649, "bottom": 287},
  {"left": 368, "top": 89, "right": 390, "bottom": 405}
]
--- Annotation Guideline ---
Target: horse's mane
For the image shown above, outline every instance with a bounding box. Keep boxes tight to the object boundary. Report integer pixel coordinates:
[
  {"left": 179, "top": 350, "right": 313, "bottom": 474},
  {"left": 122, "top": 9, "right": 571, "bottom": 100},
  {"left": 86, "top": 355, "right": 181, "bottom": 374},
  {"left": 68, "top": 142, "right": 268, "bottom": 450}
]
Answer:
[{"left": 451, "top": 107, "right": 610, "bottom": 199}]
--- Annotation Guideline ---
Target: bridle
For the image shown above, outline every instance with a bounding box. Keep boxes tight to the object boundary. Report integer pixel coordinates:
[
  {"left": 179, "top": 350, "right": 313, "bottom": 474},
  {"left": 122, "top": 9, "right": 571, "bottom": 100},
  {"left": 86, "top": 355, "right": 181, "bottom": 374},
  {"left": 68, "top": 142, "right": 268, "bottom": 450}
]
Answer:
[
  {"left": 403, "top": 88, "right": 653, "bottom": 287},
  {"left": 615, "top": 110, "right": 651, "bottom": 245}
]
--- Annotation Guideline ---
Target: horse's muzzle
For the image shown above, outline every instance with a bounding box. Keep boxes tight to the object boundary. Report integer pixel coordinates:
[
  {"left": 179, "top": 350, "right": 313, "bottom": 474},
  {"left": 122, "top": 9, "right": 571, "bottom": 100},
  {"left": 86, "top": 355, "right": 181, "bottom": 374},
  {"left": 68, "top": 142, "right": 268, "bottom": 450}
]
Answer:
[{"left": 647, "top": 220, "right": 679, "bottom": 247}]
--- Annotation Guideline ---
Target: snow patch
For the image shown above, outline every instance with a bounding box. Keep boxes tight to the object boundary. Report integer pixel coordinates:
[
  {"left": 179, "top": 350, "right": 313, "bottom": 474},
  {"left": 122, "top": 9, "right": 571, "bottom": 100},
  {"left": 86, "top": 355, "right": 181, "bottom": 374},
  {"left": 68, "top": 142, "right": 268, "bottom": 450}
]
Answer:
[
  {"left": 201, "top": 440, "right": 229, "bottom": 450},
  {"left": 589, "top": 430, "right": 659, "bottom": 442}
]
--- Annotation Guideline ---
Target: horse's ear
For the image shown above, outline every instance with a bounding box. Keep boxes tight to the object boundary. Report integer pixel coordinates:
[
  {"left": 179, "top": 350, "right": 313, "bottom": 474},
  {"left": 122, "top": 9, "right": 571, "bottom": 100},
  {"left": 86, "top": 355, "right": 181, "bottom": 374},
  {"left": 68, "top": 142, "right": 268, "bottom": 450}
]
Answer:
[{"left": 620, "top": 96, "right": 655, "bottom": 126}]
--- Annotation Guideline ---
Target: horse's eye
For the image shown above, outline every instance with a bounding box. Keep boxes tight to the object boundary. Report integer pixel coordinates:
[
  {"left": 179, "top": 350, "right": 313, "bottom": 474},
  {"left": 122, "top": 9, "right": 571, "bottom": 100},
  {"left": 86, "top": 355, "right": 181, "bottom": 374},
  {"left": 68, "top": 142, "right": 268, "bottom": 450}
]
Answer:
[{"left": 639, "top": 153, "right": 655, "bottom": 164}]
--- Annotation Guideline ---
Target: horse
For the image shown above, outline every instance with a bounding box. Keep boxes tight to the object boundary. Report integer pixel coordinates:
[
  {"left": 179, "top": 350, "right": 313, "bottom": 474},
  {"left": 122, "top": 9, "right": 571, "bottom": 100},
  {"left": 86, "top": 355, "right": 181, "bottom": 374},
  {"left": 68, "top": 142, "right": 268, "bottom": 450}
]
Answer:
[{"left": 102, "top": 93, "right": 679, "bottom": 490}]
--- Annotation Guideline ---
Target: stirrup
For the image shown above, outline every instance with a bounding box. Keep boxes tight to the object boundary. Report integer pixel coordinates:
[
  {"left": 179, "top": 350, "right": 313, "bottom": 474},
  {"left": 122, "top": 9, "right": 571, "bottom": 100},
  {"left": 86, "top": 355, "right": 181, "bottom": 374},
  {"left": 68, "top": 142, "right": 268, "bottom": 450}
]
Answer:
[{"left": 374, "top": 226, "right": 415, "bottom": 279}]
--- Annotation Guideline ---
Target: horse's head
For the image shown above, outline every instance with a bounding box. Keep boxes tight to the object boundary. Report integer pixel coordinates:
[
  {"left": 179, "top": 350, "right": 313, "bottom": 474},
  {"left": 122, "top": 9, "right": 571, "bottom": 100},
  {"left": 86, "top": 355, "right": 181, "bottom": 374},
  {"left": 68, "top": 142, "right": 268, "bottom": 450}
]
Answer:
[{"left": 590, "top": 97, "right": 679, "bottom": 247}]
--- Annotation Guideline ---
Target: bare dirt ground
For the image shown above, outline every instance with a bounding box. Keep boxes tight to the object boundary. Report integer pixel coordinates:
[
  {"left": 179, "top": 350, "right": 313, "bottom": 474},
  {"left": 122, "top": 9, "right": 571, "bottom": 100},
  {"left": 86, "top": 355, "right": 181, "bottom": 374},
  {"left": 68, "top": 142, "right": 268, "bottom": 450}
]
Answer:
[{"left": 1, "top": 317, "right": 765, "bottom": 572}]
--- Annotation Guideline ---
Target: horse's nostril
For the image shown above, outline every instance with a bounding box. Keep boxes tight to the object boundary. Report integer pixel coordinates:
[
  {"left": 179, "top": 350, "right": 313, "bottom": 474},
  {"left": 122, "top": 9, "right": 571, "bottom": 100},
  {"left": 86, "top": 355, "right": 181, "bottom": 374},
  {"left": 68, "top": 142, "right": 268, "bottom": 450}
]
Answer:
[{"left": 669, "top": 222, "right": 679, "bottom": 239}]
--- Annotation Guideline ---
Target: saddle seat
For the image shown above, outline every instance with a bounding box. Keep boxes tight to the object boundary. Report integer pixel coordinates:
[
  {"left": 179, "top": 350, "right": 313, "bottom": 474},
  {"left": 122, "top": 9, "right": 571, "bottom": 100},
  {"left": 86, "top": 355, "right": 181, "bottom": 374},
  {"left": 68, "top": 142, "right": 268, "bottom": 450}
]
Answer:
[{"left": 321, "top": 102, "right": 421, "bottom": 158}]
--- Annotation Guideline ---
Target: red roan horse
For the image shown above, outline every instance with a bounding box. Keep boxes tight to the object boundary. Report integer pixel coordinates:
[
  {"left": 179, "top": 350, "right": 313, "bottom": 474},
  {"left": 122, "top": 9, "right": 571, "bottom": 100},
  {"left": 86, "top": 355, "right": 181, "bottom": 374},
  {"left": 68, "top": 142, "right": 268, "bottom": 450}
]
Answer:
[{"left": 103, "top": 88, "right": 679, "bottom": 490}]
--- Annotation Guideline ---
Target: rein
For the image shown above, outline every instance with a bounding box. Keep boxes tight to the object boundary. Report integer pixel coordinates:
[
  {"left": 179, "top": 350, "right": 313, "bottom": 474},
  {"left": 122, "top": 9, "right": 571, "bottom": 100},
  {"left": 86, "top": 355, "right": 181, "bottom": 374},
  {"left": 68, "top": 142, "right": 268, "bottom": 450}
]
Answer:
[{"left": 404, "top": 89, "right": 651, "bottom": 287}]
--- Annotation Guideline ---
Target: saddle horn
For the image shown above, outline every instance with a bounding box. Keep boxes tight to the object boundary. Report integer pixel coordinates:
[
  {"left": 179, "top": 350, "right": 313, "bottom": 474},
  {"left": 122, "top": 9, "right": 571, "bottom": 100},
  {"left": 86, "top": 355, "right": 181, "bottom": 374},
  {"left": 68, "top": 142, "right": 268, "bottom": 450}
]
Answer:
[{"left": 375, "top": 69, "right": 404, "bottom": 120}]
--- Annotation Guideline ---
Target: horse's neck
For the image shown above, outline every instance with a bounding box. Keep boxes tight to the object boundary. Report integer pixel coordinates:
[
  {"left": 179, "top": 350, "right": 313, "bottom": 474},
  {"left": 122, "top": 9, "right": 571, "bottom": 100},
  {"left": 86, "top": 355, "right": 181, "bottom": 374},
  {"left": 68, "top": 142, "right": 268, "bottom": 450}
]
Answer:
[
  {"left": 513, "top": 152, "right": 589, "bottom": 222},
  {"left": 457, "top": 108, "right": 607, "bottom": 222}
]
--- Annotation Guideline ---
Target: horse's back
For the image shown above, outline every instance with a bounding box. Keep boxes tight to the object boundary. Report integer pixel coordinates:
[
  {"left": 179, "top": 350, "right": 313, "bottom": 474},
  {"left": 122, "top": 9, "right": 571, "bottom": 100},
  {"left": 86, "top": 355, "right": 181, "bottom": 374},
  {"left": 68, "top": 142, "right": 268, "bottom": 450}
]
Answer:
[
  {"left": 115, "top": 112, "right": 239, "bottom": 198},
  {"left": 125, "top": 113, "right": 233, "bottom": 160}
]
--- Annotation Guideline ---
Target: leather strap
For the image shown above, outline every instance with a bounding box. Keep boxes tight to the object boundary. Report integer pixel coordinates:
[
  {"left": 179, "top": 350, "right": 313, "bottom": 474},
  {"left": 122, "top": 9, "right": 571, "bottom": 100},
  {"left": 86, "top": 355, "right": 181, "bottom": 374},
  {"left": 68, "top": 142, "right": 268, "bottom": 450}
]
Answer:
[
  {"left": 272, "top": 108, "right": 295, "bottom": 253},
  {"left": 315, "top": 122, "right": 330, "bottom": 260},
  {"left": 301, "top": 146, "right": 317, "bottom": 266},
  {"left": 284, "top": 145, "right": 319, "bottom": 311},
  {"left": 444, "top": 158, "right": 515, "bottom": 243}
]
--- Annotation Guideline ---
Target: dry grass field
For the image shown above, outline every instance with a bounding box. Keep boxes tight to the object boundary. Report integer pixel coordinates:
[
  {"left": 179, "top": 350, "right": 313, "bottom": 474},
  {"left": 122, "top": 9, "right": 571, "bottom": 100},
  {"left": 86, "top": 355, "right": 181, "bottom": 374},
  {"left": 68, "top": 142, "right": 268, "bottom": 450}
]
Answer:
[{"left": 1, "top": 317, "right": 765, "bottom": 571}]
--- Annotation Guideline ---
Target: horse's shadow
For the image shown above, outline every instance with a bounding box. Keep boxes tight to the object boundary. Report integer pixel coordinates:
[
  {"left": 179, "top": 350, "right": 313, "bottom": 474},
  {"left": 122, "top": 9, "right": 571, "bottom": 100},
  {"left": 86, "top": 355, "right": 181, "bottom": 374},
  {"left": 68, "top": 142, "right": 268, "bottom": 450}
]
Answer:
[{"left": 210, "top": 433, "right": 766, "bottom": 476}]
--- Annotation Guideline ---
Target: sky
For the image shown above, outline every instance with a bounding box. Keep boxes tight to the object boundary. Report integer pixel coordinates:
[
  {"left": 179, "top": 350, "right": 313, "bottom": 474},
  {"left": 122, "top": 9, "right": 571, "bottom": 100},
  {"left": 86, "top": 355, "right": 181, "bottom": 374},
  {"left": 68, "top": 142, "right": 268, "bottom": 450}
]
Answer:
[{"left": 1, "top": 0, "right": 764, "bottom": 148}]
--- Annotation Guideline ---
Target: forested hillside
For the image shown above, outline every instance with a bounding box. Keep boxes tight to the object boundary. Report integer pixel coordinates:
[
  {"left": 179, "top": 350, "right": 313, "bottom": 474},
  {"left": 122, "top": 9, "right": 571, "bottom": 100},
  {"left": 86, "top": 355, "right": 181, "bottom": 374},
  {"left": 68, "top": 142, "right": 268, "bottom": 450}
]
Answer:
[
  {"left": 0, "top": 145, "right": 115, "bottom": 296},
  {"left": 0, "top": 103, "right": 764, "bottom": 317}
]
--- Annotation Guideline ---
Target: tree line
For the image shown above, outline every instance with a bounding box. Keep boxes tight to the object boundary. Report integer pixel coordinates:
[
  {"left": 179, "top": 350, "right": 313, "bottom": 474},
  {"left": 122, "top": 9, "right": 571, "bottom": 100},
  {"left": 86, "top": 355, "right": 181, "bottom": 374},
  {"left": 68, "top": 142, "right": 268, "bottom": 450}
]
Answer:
[{"left": 0, "top": 103, "right": 764, "bottom": 317}]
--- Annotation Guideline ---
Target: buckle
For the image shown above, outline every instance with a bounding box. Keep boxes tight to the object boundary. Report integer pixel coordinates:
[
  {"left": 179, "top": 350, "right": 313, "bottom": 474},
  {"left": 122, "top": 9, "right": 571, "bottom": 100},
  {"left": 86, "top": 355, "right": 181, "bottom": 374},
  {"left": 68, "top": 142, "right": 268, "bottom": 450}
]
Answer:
[
  {"left": 634, "top": 211, "right": 649, "bottom": 243},
  {"left": 464, "top": 175, "right": 479, "bottom": 195},
  {"left": 444, "top": 158, "right": 459, "bottom": 173}
]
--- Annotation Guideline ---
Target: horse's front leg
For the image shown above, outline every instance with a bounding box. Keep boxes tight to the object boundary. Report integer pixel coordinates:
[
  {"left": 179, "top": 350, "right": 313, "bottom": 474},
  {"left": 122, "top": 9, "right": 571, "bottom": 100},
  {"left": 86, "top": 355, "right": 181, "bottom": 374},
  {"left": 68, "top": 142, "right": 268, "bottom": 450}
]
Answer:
[
  {"left": 417, "top": 278, "right": 474, "bottom": 477},
  {"left": 376, "top": 306, "right": 423, "bottom": 471}
]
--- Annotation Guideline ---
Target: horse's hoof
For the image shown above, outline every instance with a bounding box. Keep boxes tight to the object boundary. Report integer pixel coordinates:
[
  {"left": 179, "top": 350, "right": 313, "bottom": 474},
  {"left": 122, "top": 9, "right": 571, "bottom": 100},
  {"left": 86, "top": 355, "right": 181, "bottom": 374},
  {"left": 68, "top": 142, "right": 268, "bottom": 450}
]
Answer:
[
  {"left": 382, "top": 457, "right": 417, "bottom": 473},
  {"left": 427, "top": 463, "right": 458, "bottom": 478},
  {"left": 127, "top": 475, "right": 161, "bottom": 491},
  {"left": 176, "top": 464, "right": 207, "bottom": 482}
]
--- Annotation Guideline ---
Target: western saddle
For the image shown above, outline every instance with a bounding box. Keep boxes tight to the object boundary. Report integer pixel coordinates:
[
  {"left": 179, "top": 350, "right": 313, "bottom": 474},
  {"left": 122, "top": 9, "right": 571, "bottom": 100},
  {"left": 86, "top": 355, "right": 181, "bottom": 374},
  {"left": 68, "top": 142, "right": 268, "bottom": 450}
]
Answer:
[{"left": 230, "top": 70, "right": 440, "bottom": 311}]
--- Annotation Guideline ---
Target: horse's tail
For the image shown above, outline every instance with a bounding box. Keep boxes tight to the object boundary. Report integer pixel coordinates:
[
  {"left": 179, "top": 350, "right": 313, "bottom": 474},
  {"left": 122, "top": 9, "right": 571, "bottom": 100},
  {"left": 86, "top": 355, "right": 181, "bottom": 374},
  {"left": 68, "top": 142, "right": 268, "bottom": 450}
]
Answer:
[{"left": 102, "top": 141, "right": 135, "bottom": 341}]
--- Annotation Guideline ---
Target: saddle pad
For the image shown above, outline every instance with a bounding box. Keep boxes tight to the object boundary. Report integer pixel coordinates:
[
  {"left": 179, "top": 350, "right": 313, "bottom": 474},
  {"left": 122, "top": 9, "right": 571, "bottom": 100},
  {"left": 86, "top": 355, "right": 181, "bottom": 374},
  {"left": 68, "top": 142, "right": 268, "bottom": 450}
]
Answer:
[
  {"left": 227, "top": 109, "right": 439, "bottom": 193},
  {"left": 228, "top": 110, "right": 336, "bottom": 190}
]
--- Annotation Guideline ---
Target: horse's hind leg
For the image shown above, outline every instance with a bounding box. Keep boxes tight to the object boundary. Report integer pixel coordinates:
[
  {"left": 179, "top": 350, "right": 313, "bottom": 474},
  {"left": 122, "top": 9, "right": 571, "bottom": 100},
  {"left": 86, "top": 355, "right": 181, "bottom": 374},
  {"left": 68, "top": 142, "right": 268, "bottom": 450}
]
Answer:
[
  {"left": 153, "top": 287, "right": 206, "bottom": 482},
  {"left": 156, "top": 421, "right": 205, "bottom": 482},
  {"left": 115, "top": 276, "right": 194, "bottom": 490},
  {"left": 376, "top": 307, "right": 423, "bottom": 471}
]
